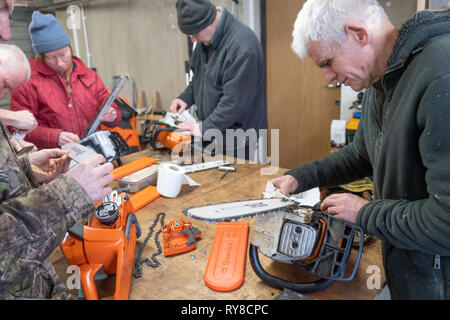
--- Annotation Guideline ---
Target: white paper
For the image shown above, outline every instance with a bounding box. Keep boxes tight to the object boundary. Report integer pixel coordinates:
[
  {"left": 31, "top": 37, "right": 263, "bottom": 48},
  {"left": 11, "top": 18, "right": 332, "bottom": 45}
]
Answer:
[
  {"left": 263, "top": 181, "right": 320, "bottom": 207},
  {"left": 62, "top": 143, "right": 98, "bottom": 164}
]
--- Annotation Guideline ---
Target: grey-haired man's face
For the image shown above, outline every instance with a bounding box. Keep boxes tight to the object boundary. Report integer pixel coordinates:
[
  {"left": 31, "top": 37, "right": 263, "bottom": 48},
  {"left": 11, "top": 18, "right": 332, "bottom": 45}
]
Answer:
[{"left": 0, "top": 0, "right": 13, "bottom": 41}]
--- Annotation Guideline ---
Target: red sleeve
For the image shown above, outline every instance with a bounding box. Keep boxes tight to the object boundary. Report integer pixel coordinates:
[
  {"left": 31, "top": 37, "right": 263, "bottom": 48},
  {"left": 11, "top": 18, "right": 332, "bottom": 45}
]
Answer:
[{"left": 9, "top": 83, "right": 62, "bottom": 149}]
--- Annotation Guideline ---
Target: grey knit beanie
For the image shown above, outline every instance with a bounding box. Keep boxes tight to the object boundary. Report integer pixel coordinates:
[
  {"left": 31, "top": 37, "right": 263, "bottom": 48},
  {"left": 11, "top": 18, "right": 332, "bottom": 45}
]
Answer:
[
  {"left": 176, "top": 0, "right": 217, "bottom": 35},
  {"left": 29, "top": 11, "right": 71, "bottom": 54}
]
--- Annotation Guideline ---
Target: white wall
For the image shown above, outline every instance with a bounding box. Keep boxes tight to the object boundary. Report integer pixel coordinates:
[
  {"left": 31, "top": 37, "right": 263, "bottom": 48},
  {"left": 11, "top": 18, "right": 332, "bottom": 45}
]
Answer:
[{"left": 340, "top": 86, "right": 359, "bottom": 122}]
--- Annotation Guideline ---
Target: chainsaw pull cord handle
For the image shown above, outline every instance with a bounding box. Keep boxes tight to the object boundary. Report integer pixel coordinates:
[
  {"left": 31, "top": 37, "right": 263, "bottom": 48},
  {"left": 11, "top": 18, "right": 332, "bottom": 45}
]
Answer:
[
  {"left": 145, "top": 121, "right": 178, "bottom": 151},
  {"left": 248, "top": 244, "right": 335, "bottom": 293},
  {"left": 110, "top": 131, "right": 130, "bottom": 156}
]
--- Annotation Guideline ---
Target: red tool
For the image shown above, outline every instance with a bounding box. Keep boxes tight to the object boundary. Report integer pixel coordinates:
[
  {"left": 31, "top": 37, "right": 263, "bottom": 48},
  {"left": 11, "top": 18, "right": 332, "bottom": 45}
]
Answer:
[
  {"left": 162, "top": 219, "right": 201, "bottom": 256},
  {"left": 60, "top": 193, "right": 141, "bottom": 300}
]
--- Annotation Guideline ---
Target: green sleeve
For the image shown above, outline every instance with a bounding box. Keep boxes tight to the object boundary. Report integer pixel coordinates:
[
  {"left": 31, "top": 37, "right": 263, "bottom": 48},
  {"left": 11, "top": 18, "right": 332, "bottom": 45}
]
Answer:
[
  {"left": 357, "top": 75, "right": 450, "bottom": 255},
  {"left": 201, "top": 53, "right": 261, "bottom": 134}
]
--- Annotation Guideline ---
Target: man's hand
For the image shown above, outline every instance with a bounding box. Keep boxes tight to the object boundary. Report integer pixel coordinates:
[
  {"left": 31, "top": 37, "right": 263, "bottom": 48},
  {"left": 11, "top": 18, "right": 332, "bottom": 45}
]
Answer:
[
  {"left": 269, "top": 175, "right": 299, "bottom": 195},
  {"left": 320, "top": 193, "right": 368, "bottom": 223},
  {"left": 177, "top": 121, "right": 202, "bottom": 137},
  {"left": 58, "top": 131, "right": 80, "bottom": 147},
  {"left": 29, "top": 148, "right": 71, "bottom": 183},
  {"left": 170, "top": 98, "right": 188, "bottom": 114},
  {"left": 100, "top": 107, "right": 118, "bottom": 123},
  {"left": 10, "top": 110, "right": 38, "bottom": 133},
  {"left": 10, "top": 139, "right": 37, "bottom": 153},
  {"left": 67, "top": 154, "right": 114, "bottom": 203}
]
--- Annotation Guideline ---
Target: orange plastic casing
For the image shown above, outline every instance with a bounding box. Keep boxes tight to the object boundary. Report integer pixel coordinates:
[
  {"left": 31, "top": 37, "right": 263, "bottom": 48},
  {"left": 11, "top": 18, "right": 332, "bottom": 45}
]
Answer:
[
  {"left": 61, "top": 195, "right": 140, "bottom": 300},
  {"left": 112, "top": 157, "right": 158, "bottom": 180},
  {"left": 158, "top": 130, "right": 191, "bottom": 153},
  {"left": 162, "top": 219, "right": 201, "bottom": 256},
  {"left": 204, "top": 222, "right": 249, "bottom": 292}
]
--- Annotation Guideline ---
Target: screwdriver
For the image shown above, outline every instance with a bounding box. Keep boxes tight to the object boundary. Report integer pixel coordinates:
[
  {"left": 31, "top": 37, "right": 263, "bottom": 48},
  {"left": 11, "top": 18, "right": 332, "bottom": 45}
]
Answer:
[{"left": 218, "top": 166, "right": 236, "bottom": 181}]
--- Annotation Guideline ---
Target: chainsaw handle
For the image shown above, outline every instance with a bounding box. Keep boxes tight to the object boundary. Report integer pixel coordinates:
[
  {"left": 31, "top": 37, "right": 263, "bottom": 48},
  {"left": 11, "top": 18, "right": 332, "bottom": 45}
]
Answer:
[
  {"left": 110, "top": 131, "right": 130, "bottom": 157},
  {"left": 124, "top": 213, "right": 141, "bottom": 240},
  {"left": 145, "top": 121, "right": 177, "bottom": 151},
  {"left": 249, "top": 244, "right": 335, "bottom": 293},
  {"left": 339, "top": 224, "right": 365, "bottom": 281}
]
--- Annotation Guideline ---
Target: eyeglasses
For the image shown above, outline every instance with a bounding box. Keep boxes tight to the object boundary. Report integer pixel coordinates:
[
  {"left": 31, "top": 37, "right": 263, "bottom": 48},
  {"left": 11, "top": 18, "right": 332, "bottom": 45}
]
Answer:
[{"left": 43, "top": 48, "right": 71, "bottom": 63}]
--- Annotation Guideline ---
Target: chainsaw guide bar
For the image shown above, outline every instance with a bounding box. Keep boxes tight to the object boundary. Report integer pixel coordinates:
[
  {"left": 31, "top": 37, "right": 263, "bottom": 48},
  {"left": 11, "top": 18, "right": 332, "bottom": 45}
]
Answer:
[{"left": 183, "top": 198, "right": 299, "bottom": 223}]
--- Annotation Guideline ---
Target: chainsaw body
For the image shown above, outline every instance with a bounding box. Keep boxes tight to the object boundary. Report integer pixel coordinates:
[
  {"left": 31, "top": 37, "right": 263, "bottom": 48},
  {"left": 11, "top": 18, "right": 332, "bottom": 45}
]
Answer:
[
  {"left": 60, "top": 192, "right": 141, "bottom": 300},
  {"left": 162, "top": 219, "right": 201, "bottom": 256},
  {"left": 145, "top": 121, "right": 191, "bottom": 154},
  {"left": 250, "top": 206, "right": 364, "bottom": 293},
  {"left": 79, "top": 130, "right": 129, "bottom": 162}
]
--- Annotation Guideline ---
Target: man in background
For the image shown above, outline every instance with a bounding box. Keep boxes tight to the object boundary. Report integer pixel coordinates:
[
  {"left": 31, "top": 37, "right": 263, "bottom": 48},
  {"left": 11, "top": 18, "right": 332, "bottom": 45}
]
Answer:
[{"left": 170, "top": 0, "right": 267, "bottom": 161}]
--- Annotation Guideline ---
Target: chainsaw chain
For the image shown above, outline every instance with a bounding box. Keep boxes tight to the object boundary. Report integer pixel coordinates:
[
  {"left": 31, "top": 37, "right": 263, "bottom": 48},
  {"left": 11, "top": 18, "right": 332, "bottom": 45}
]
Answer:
[
  {"left": 183, "top": 200, "right": 298, "bottom": 223},
  {"left": 133, "top": 212, "right": 166, "bottom": 278}
]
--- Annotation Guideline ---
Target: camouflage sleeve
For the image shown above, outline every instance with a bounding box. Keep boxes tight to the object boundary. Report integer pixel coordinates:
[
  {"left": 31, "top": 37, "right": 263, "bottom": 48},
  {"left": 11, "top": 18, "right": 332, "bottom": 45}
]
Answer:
[
  {"left": 16, "top": 153, "right": 40, "bottom": 188},
  {"left": 0, "top": 174, "right": 93, "bottom": 264}
]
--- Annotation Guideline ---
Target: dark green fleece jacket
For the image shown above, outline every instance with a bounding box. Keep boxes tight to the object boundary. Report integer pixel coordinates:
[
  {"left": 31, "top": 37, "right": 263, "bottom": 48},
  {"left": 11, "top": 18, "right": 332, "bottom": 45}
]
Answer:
[
  {"left": 286, "top": 10, "right": 450, "bottom": 299},
  {"left": 178, "top": 7, "right": 267, "bottom": 136}
]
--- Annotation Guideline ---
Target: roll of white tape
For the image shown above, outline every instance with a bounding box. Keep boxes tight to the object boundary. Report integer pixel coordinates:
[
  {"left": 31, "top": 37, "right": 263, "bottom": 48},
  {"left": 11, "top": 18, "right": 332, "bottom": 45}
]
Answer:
[{"left": 157, "top": 162, "right": 201, "bottom": 198}]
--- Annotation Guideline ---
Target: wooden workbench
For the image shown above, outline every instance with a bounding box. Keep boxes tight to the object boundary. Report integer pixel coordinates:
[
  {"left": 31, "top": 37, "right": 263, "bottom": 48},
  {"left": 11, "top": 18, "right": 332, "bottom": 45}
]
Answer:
[{"left": 51, "top": 149, "right": 385, "bottom": 300}]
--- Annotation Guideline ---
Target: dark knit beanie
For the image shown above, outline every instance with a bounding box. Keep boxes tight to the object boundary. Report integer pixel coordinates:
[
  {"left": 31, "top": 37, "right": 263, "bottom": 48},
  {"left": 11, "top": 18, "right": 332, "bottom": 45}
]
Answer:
[
  {"left": 176, "top": 0, "right": 217, "bottom": 35},
  {"left": 29, "top": 11, "right": 71, "bottom": 54}
]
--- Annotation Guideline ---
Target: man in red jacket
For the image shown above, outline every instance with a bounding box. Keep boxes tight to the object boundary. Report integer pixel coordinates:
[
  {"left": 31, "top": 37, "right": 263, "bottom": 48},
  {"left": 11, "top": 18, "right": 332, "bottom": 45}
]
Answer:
[{"left": 10, "top": 11, "right": 121, "bottom": 150}]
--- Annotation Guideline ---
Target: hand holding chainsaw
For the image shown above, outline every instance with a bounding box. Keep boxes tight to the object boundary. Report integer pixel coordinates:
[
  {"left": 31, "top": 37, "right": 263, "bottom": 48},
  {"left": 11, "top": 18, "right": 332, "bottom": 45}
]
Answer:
[
  {"left": 320, "top": 193, "right": 368, "bottom": 224},
  {"left": 177, "top": 121, "right": 202, "bottom": 137},
  {"left": 269, "top": 174, "right": 299, "bottom": 196},
  {"left": 67, "top": 154, "right": 114, "bottom": 203},
  {"left": 170, "top": 98, "right": 188, "bottom": 114},
  {"left": 100, "top": 107, "right": 118, "bottom": 123},
  {"left": 58, "top": 131, "right": 80, "bottom": 147},
  {"left": 270, "top": 175, "right": 368, "bottom": 224}
]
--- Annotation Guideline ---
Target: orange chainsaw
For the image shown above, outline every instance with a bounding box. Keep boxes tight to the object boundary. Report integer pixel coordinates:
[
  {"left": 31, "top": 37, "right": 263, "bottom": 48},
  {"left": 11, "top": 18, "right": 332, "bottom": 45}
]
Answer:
[
  {"left": 143, "top": 112, "right": 193, "bottom": 154},
  {"left": 60, "top": 192, "right": 141, "bottom": 300},
  {"left": 144, "top": 121, "right": 191, "bottom": 154}
]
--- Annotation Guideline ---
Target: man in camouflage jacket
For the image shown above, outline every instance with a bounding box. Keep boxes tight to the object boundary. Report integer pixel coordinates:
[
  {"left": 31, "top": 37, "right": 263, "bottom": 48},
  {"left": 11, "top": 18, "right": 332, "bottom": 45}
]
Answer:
[
  {"left": 0, "top": 8, "right": 114, "bottom": 298},
  {"left": 0, "top": 119, "right": 98, "bottom": 299}
]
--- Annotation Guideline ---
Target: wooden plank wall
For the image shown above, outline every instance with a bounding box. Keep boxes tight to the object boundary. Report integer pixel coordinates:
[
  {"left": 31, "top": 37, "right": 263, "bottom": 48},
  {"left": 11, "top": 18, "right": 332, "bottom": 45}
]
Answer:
[{"left": 265, "top": 0, "right": 341, "bottom": 170}]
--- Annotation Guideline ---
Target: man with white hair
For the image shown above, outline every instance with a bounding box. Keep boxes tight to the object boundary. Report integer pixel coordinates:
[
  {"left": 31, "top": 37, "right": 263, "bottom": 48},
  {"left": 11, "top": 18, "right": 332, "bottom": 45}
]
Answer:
[
  {"left": 270, "top": 0, "right": 450, "bottom": 299},
  {"left": 0, "top": 0, "right": 115, "bottom": 299},
  {"left": 0, "top": 43, "right": 37, "bottom": 150},
  {"left": 0, "top": 0, "right": 37, "bottom": 147}
]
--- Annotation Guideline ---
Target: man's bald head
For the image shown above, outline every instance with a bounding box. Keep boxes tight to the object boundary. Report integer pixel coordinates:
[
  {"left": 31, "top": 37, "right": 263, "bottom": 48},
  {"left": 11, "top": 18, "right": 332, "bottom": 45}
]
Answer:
[{"left": 0, "top": 43, "right": 30, "bottom": 99}]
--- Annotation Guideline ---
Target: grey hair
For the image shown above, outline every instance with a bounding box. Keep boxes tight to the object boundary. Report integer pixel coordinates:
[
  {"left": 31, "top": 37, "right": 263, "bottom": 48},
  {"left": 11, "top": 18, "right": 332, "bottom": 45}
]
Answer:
[
  {"left": 0, "top": 43, "right": 31, "bottom": 81},
  {"left": 291, "top": 0, "right": 388, "bottom": 59}
]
